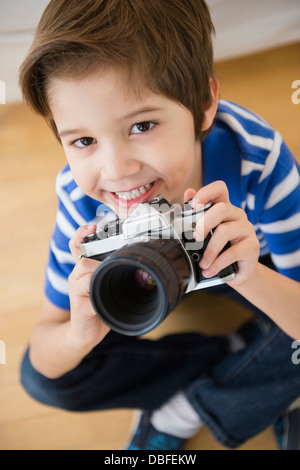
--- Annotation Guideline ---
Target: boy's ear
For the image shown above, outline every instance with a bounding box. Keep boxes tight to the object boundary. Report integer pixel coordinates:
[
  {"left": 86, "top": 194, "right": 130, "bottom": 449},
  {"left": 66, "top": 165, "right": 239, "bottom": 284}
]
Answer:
[{"left": 201, "top": 77, "right": 219, "bottom": 131}]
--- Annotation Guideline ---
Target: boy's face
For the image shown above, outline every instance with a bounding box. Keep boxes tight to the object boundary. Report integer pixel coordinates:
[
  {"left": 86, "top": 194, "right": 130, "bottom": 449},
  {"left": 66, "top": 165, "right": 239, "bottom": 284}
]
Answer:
[{"left": 48, "top": 68, "right": 208, "bottom": 219}]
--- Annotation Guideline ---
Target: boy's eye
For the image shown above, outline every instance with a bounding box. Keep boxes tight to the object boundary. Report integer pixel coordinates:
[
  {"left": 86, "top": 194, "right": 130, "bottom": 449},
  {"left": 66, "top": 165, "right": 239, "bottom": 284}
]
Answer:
[
  {"left": 72, "top": 137, "right": 96, "bottom": 148},
  {"left": 131, "top": 121, "right": 156, "bottom": 134}
]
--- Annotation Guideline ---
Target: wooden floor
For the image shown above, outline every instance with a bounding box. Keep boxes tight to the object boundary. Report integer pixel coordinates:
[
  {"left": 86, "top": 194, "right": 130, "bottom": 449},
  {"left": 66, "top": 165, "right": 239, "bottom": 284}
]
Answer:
[{"left": 0, "top": 42, "right": 299, "bottom": 450}]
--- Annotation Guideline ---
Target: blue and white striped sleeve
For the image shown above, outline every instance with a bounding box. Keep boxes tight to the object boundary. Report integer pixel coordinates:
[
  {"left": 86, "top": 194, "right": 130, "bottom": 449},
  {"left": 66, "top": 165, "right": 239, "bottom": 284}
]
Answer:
[
  {"left": 255, "top": 135, "right": 300, "bottom": 281},
  {"left": 44, "top": 164, "right": 118, "bottom": 310},
  {"left": 44, "top": 169, "right": 78, "bottom": 309},
  {"left": 205, "top": 101, "right": 300, "bottom": 283},
  {"left": 44, "top": 166, "right": 100, "bottom": 310},
  {"left": 45, "top": 226, "right": 75, "bottom": 310}
]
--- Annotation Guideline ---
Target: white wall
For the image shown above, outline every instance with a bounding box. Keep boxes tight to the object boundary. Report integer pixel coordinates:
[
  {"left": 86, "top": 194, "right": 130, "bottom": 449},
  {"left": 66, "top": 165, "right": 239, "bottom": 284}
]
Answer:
[
  {"left": 0, "top": 0, "right": 49, "bottom": 102},
  {"left": 210, "top": 0, "right": 300, "bottom": 61},
  {"left": 1, "top": 0, "right": 300, "bottom": 103}
]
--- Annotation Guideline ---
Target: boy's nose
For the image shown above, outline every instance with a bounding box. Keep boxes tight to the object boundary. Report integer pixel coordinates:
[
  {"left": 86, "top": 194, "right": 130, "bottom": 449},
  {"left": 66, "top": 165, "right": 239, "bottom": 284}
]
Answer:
[
  {"left": 101, "top": 157, "right": 142, "bottom": 181},
  {"left": 100, "top": 144, "right": 142, "bottom": 181}
]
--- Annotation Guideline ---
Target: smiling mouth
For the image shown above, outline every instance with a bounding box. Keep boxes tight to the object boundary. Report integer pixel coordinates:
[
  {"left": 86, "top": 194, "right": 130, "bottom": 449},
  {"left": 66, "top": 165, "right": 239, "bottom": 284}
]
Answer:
[
  {"left": 113, "top": 182, "right": 154, "bottom": 201},
  {"left": 105, "top": 180, "right": 161, "bottom": 209}
]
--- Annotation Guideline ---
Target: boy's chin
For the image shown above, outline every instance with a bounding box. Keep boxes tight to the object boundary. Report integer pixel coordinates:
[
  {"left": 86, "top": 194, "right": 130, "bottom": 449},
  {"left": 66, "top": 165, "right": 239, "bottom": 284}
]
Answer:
[
  {"left": 106, "top": 200, "right": 138, "bottom": 220},
  {"left": 116, "top": 205, "right": 135, "bottom": 220}
]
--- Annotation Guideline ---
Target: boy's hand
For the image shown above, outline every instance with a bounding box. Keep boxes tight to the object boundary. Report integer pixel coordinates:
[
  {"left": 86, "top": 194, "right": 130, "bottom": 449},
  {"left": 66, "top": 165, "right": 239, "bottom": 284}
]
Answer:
[
  {"left": 68, "top": 225, "right": 110, "bottom": 348},
  {"left": 184, "top": 181, "right": 260, "bottom": 286}
]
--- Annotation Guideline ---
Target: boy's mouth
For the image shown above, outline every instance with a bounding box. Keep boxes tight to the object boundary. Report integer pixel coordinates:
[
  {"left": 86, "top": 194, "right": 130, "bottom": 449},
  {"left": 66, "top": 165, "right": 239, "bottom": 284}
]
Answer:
[
  {"left": 106, "top": 180, "right": 161, "bottom": 208},
  {"left": 114, "top": 182, "right": 153, "bottom": 201}
]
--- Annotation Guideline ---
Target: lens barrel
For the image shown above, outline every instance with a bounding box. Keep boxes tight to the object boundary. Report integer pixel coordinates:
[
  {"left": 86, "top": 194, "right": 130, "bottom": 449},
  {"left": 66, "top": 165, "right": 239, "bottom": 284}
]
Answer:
[{"left": 90, "top": 239, "right": 191, "bottom": 335}]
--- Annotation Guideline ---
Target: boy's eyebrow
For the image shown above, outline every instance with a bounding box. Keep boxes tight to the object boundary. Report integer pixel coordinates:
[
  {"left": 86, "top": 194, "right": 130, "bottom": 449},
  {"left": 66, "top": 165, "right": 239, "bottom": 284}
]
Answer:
[
  {"left": 122, "top": 106, "right": 163, "bottom": 120},
  {"left": 58, "top": 107, "right": 163, "bottom": 138},
  {"left": 58, "top": 128, "right": 88, "bottom": 138}
]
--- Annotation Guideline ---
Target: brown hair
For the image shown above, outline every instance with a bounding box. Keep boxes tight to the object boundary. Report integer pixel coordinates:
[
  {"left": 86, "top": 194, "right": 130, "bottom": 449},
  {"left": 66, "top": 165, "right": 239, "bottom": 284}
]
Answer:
[{"left": 19, "top": 0, "right": 215, "bottom": 139}]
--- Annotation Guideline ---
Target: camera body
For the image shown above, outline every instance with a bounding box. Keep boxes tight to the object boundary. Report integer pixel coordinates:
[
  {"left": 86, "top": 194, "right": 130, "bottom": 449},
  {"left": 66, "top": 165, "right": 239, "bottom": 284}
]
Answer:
[{"left": 80, "top": 195, "right": 237, "bottom": 335}]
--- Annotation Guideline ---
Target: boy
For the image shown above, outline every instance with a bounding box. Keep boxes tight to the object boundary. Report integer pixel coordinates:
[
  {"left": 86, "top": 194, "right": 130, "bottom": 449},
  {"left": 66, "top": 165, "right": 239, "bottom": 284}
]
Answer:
[{"left": 19, "top": 0, "right": 300, "bottom": 450}]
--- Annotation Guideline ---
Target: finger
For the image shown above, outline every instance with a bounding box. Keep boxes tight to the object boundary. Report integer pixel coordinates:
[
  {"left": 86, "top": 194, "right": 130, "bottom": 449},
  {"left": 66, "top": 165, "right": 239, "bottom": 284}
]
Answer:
[
  {"left": 183, "top": 188, "right": 197, "bottom": 203},
  {"left": 191, "top": 180, "right": 230, "bottom": 208},
  {"left": 68, "top": 259, "right": 100, "bottom": 307},
  {"left": 199, "top": 220, "right": 250, "bottom": 270},
  {"left": 69, "top": 258, "right": 100, "bottom": 283},
  {"left": 69, "top": 225, "right": 96, "bottom": 262},
  {"left": 201, "top": 238, "right": 258, "bottom": 280},
  {"left": 201, "top": 242, "right": 241, "bottom": 279},
  {"left": 70, "top": 271, "right": 93, "bottom": 298},
  {"left": 194, "top": 202, "right": 244, "bottom": 241}
]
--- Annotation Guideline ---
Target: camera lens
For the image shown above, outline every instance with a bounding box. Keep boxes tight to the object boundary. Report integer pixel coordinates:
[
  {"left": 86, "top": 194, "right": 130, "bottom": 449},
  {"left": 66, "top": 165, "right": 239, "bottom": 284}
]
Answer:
[
  {"left": 134, "top": 269, "right": 156, "bottom": 290},
  {"left": 90, "top": 239, "right": 191, "bottom": 335}
]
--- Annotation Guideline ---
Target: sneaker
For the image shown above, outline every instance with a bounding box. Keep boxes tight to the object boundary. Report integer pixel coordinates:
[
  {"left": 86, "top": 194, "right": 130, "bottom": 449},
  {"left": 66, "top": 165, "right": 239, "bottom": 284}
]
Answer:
[
  {"left": 126, "top": 411, "right": 186, "bottom": 450},
  {"left": 274, "top": 398, "right": 300, "bottom": 450}
]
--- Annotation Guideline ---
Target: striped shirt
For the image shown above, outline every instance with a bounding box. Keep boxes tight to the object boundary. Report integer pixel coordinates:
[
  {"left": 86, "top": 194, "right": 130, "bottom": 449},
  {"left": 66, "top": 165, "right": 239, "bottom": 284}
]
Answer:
[{"left": 45, "top": 99, "right": 300, "bottom": 310}]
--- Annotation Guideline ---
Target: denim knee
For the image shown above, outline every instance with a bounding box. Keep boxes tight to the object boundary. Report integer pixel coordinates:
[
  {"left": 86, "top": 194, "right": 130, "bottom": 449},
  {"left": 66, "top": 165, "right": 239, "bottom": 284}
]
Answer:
[{"left": 20, "top": 348, "right": 81, "bottom": 411}]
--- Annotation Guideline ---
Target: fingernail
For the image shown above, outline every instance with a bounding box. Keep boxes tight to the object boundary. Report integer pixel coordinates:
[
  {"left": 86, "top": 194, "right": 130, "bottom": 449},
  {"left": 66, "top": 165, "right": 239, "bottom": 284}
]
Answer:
[
  {"left": 193, "top": 231, "right": 202, "bottom": 242},
  {"left": 202, "top": 269, "right": 211, "bottom": 278},
  {"left": 191, "top": 197, "right": 198, "bottom": 209},
  {"left": 200, "top": 258, "right": 210, "bottom": 269}
]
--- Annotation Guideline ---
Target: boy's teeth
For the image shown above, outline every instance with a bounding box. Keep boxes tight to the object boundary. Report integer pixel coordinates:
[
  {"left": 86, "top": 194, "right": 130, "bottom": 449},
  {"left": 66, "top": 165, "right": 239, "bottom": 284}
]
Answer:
[{"left": 115, "top": 183, "right": 153, "bottom": 200}]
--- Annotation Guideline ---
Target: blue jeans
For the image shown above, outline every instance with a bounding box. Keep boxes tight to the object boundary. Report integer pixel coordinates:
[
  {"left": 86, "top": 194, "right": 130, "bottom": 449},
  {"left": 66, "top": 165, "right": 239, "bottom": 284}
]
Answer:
[{"left": 20, "top": 259, "right": 300, "bottom": 448}]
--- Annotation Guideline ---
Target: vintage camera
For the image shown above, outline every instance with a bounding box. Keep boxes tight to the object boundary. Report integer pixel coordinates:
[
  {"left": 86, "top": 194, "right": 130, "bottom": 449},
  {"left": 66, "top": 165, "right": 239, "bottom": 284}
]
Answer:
[{"left": 80, "top": 195, "right": 237, "bottom": 335}]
